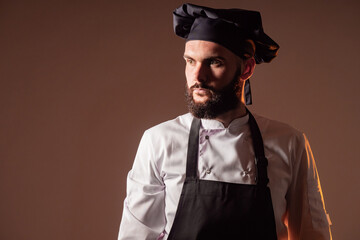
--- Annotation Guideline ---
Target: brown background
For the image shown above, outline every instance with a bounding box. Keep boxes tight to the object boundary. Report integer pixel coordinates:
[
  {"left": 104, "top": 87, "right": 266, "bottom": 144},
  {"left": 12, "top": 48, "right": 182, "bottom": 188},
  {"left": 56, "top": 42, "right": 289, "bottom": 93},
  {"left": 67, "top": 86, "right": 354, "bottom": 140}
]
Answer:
[{"left": 1, "top": 0, "right": 359, "bottom": 239}]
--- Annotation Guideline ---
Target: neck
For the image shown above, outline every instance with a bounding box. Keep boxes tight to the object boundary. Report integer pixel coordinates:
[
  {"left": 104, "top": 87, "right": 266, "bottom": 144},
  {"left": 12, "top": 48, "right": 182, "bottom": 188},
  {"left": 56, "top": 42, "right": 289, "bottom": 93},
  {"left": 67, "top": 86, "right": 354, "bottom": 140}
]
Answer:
[{"left": 214, "top": 103, "right": 247, "bottom": 128}]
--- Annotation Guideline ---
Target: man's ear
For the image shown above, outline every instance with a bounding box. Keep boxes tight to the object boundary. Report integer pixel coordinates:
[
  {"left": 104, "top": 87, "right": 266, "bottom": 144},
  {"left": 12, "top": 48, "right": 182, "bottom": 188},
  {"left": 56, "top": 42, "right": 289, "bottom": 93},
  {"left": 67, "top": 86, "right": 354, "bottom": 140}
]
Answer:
[{"left": 239, "top": 57, "right": 256, "bottom": 82}]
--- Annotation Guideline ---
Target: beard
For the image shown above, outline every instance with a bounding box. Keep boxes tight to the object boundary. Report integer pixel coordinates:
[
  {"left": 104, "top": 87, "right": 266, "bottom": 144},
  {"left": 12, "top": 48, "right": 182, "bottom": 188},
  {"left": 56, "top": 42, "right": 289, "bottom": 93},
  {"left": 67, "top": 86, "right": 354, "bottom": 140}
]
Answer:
[{"left": 185, "top": 71, "right": 242, "bottom": 119}]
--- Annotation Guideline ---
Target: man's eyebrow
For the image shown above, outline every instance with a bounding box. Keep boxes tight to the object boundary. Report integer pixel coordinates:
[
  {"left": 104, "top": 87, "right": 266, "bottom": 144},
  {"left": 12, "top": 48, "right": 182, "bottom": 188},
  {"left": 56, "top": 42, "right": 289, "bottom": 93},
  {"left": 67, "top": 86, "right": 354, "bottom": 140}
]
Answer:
[
  {"left": 183, "top": 55, "right": 226, "bottom": 61},
  {"left": 206, "top": 56, "right": 225, "bottom": 61}
]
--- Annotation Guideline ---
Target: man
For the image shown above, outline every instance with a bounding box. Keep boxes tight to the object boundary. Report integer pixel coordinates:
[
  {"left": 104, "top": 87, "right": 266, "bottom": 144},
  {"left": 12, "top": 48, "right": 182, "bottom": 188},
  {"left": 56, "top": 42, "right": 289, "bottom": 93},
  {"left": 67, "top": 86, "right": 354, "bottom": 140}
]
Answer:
[{"left": 118, "top": 3, "right": 332, "bottom": 240}]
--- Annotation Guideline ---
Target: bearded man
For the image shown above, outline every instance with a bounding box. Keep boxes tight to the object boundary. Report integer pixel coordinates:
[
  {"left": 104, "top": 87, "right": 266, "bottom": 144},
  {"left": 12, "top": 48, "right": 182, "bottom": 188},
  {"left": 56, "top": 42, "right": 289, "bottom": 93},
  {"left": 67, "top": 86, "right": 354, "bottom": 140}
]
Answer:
[{"left": 118, "top": 3, "right": 332, "bottom": 240}]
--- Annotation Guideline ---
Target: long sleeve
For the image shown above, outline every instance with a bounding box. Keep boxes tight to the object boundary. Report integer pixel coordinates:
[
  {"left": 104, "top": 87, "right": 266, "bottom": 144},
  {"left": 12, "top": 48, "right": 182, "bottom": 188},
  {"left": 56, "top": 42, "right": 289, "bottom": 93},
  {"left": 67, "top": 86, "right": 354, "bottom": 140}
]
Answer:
[
  {"left": 286, "top": 134, "right": 332, "bottom": 240},
  {"left": 118, "top": 131, "right": 166, "bottom": 240}
]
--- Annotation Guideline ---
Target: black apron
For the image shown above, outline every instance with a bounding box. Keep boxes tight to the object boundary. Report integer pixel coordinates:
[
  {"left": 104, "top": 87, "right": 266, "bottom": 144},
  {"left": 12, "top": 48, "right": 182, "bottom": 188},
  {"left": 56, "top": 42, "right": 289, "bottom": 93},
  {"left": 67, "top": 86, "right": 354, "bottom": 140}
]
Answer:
[{"left": 167, "top": 111, "right": 278, "bottom": 240}]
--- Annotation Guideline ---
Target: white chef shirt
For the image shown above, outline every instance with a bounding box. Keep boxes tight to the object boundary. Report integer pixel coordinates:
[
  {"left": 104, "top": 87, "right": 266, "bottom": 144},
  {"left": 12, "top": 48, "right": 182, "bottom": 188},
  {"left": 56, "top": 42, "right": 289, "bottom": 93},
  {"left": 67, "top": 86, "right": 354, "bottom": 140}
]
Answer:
[{"left": 118, "top": 113, "right": 332, "bottom": 240}]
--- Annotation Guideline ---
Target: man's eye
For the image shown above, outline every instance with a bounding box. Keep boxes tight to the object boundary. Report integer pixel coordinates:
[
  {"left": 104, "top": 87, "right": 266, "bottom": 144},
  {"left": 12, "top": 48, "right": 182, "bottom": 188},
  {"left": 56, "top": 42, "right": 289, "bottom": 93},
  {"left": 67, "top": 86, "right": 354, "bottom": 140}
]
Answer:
[
  {"left": 185, "top": 58, "right": 194, "bottom": 64},
  {"left": 209, "top": 59, "right": 222, "bottom": 66}
]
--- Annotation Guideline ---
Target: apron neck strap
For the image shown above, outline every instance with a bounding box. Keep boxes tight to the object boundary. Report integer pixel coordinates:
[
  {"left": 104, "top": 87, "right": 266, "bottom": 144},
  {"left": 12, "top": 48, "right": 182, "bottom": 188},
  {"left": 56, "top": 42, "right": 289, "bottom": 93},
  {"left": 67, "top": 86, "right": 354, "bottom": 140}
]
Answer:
[
  {"left": 246, "top": 109, "right": 269, "bottom": 186},
  {"left": 186, "top": 117, "right": 201, "bottom": 179}
]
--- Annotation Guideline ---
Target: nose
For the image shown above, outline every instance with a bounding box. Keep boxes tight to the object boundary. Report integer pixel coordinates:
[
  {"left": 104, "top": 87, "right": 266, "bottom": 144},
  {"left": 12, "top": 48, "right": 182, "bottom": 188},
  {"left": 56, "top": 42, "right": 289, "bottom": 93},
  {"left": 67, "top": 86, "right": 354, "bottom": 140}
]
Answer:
[{"left": 193, "top": 63, "right": 208, "bottom": 83}]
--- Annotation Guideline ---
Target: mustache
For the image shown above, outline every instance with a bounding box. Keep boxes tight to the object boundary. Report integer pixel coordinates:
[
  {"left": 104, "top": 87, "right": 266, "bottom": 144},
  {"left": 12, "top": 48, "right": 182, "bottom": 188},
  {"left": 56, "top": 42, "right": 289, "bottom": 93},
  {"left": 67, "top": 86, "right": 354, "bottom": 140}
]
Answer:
[{"left": 190, "top": 83, "right": 215, "bottom": 92}]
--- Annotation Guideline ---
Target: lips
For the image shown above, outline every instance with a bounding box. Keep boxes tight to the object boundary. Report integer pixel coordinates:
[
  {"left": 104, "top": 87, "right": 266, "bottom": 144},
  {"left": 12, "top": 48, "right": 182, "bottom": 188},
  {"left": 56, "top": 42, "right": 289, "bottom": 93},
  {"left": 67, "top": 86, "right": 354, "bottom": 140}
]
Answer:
[
  {"left": 193, "top": 88, "right": 210, "bottom": 96},
  {"left": 193, "top": 88, "right": 208, "bottom": 93}
]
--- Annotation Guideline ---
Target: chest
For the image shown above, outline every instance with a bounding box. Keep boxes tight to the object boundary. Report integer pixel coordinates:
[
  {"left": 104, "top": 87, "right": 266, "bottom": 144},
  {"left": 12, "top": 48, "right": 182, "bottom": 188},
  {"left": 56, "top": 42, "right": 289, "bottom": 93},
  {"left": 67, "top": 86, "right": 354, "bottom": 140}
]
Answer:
[{"left": 161, "top": 128, "right": 292, "bottom": 189}]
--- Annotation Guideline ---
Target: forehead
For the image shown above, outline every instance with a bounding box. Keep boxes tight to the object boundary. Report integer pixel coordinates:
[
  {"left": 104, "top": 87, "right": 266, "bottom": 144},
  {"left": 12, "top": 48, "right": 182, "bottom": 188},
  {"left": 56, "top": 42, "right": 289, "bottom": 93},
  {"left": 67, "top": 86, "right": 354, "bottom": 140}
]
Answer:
[{"left": 184, "top": 40, "right": 237, "bottom": 60}]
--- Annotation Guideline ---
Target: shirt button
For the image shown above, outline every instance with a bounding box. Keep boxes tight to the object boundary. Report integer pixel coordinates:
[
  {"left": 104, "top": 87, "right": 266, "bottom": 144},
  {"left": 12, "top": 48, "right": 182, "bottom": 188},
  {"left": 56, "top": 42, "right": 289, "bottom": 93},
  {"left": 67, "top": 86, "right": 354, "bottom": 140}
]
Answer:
[
  {"left": 205, "top": 135, "right": 209, "bottom": 140},
  {"left": 205, "top": 169, "right": 211, "bottom": 174},
  {"left": 241, "top": 169, "right": 250, "bottom": 177}
]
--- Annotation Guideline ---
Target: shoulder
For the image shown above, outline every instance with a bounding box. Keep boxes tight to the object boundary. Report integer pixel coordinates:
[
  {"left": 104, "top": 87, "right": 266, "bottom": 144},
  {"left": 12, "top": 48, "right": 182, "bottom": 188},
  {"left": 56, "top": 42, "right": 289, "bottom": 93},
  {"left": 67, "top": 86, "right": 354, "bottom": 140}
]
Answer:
[
  {"left": 253, "top": 114, "right": 302, "bottom": 135},
  {"left": 253, "top": 113, "right": 306, "bottom": 149},
  {"left": 136, "top": 113, "right": 193, "bottom": 169},
  {"left": 144, "top": 113, "right": 193, "bottom": 139}
]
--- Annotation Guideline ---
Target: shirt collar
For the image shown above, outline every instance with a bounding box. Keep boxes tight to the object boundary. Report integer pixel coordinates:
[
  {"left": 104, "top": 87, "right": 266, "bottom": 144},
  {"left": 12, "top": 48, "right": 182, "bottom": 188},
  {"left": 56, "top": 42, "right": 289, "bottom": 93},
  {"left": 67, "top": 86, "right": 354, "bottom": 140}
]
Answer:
[{"left": 200, "top": 114, "right": 249, "bottom": 131}]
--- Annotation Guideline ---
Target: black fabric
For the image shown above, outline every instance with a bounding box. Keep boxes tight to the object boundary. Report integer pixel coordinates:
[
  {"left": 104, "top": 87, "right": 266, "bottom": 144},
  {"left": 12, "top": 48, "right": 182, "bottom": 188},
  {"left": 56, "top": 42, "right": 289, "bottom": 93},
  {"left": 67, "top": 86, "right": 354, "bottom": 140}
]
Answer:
[
  {"left": 173, "top": 3, "right": 279, "bottom": 64},
  {"left": 186, "top": 117, "right": 201, "bottom": 179},
  {"left": 248, "top": 110, "right": 269, "bottom": 186},
  {"left": 167, "top": 111, "right": 277, "bottom": 240},
  {"left": 244, "top": 79, "right": 252, "bottom": 105}
]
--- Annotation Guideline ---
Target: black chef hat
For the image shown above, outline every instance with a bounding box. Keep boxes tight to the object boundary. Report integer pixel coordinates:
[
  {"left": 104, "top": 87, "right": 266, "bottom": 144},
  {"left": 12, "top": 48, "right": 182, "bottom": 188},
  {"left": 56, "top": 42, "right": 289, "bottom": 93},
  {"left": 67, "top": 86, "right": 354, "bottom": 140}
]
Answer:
[
  {"left": 173, "top": 3, "right": 279, "bottom": 63},
  {"left": 173, "top": 3, "right": 280, "bottom": 104}
]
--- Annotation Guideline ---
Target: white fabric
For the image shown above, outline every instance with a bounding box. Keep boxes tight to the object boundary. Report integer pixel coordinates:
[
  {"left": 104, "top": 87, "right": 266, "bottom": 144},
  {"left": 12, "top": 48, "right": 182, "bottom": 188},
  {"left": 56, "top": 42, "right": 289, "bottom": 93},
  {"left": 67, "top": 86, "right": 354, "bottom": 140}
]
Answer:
[{"left": 118, "top": 113, "right": 332, "bottom": 240}]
